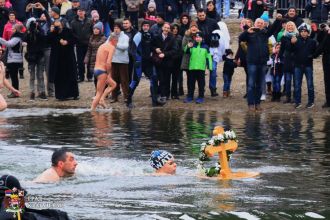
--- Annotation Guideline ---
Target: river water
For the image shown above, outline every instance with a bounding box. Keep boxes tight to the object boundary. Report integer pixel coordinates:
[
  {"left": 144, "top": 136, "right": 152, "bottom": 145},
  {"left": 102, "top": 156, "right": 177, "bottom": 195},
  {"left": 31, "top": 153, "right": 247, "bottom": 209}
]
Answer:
[{"left": 0, "top": 108, "right": 329, "bottom": 219}]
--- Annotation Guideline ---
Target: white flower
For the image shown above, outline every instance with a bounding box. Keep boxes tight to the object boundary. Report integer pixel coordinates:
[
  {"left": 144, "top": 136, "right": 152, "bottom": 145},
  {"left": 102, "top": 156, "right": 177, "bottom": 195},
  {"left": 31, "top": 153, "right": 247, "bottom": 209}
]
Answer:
[{"left": 208, "top": 139, "right": 215, "bottom": 145}]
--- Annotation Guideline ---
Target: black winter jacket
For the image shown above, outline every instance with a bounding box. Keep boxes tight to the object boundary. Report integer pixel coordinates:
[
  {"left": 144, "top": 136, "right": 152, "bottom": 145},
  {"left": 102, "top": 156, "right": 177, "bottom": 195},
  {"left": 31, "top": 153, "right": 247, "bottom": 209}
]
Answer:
[
  {"left": 305, "top": 0, "right": 330, "bottom": 24},
  {"left": 291, "top": 36, "right": 317, "bottom": 67},
  {"left": 239, "top": 28, "right": 272, "bottom": 65}
]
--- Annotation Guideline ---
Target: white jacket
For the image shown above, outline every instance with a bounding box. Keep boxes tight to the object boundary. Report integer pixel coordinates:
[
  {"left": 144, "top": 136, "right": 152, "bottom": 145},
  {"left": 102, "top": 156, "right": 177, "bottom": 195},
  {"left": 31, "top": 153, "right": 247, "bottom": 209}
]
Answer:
[{"left": 112, "top": 31, "right": 129, "bottom": 64}]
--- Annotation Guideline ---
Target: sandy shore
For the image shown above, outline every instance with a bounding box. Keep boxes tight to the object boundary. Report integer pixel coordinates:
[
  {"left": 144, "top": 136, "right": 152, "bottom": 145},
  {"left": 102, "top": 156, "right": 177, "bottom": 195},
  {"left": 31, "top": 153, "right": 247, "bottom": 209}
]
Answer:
[{"left": 3, "top": 20, "right": 330, "bottom": 114}]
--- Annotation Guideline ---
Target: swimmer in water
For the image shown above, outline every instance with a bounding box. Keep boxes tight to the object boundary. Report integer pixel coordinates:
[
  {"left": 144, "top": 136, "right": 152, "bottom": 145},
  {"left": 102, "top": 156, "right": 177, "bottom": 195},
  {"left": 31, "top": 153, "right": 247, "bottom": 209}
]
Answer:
[
  {"left": 149, "top": 150, "right": 177, "bottom": 175},
  {"left": 0, "top": 48, "right": 21, "bottom": 111},
  {"left": 34, "top": 148, "right": 78, "bottom": 183}
]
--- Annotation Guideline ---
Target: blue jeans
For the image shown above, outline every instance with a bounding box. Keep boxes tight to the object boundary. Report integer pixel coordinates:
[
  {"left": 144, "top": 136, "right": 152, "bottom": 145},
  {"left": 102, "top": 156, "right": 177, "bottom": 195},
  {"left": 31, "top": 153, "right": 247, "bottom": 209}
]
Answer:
[
  {"left": 272, "top": 72, "right": 283, "bottom": 93},
  {"left": 294, "top": 66, "right": 314, "bottom": 105},
  {"left": 209, "top": 60, "right": 217, "bottom": 89},
  {"left": 223, "top": 72, "right": 232, "bottom": 92},
  {"left": 224, "top": 0, "right": 230, "bottom": 17},
  {"left": 284, "top": 71, "right": 294, "bottom": 99},
  {"left": 247, "top": 64, "right": 267, "bottom": 106},
  {"left": 216, "top": 0, "right": 222, "bottom": 17}
]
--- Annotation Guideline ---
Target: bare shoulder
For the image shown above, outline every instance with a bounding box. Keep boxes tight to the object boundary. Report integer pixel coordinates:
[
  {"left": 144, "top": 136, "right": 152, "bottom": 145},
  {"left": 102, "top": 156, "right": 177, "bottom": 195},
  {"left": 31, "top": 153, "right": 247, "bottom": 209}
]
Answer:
[{"left": 33, "top": 168, "right": 60, "bottom": 183}]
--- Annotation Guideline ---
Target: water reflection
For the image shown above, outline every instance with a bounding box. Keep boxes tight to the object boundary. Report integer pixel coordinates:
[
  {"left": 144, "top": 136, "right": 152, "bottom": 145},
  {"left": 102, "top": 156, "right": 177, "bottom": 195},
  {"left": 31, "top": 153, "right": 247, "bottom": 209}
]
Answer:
[
  {"left": 1, "top": 109, "right": 330, "bottom": 219},
  {"left": 91, "top": 112, "right": 113, "bottom": 147}
]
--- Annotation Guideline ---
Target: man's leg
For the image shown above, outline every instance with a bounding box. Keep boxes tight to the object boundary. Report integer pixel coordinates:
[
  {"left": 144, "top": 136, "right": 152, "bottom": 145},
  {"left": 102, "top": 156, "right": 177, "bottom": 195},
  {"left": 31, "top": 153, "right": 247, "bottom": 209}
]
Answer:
[
  {"left": 305, "top": 66, "right": 314, "bottom": 105},
  {"left": 247, "top": 64, "right": 257, "bottom": 107},
  {"left": 294, "top": 67, "right": 303, "bottom": 105}
]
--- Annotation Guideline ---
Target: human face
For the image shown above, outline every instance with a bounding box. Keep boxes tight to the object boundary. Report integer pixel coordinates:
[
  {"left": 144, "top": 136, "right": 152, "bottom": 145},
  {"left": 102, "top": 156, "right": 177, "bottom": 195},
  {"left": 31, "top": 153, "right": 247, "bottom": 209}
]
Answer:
[
  {"left": 286, "top": 22, "right": 295, "bottom": 32},
  {"left": 288, "top": 8, "right": 296, "bottom": 18},
  {"left": 93, "top": 28, "right": 100, "bottom": 35},
  {"left": 158, "top": 159, "right": 177, "bottom": 175},
  {"left": 207, "top": 2, "right": 215, "bottom": 11},
  {"left": 0, "top": 0, "right": 5, "bottom": 7},
  {"left": 114, "top": 26, "right": 121, "bottom": 34},
  {"left": 77, "top": 9, "right": 85, "bottom": 19},
  {"left": 300, "top": 30, "right": 309, "bottom": 38},
  {"left": 122, "top": 20, "right": 131, "bottom": 30},
  {"left": 190, "top": 25, "right": 198, "bottom": 33},
  {"left": 9, "top": 13, "right": 15, "bottom": 22},
  {"left": 142, "top": 24, "right": 150, "bottom": 32},
  {"left": 181, "top": 16, "right": 188, "bottom": 25},
  {"left": 72, "top": 2, "right": 80, "bottom": 8},
  {"left": 245, "top": 19, "right": 252, "bottom": 28},
  {"left": 274, "top": 44, "right": 280, "bottom": 53},
  {"left": 195, "top": 36, "right": 202, "bottom": 42},
  {"left": 254, "top": 19, "right": 264, "bottom": 29},
  {"left": 162, "top": 23, "right": 170, "bottom": 35},
  {"left": 60, "top": 152, "right": 78, "bottom": 176},
  {"left": 156, "top": 16, "right": 164, "bottom": 24},
  {"left": 197, "top": 12, "right": 206, "bottom": 21},
  {"left": 172, "top": 26, "right": 178, "bottom": 35}
]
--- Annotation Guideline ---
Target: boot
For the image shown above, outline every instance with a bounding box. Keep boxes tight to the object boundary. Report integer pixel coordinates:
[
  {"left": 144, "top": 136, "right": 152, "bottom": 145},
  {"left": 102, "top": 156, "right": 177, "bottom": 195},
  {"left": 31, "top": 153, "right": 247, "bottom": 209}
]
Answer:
[
  {"left": 223, "top": 91, "right": 228, "bottom": 98},
  {"left": 227, "top": 91, "right": 231, "bottom": 97},
  {"left": 211, "top": 88, "right": 219, "bottom": 97},
  {"left": 271, "top": 92, "right": 276, "bottom": 102},
  {"left": 267, "top": 82, "right": 272, "bottom": 95},
  {"left": 276, "top": 92, "right": 281, "bottom": 102},
  {"left": 179, "top": 87, "right": 184, "bottom": 96}
]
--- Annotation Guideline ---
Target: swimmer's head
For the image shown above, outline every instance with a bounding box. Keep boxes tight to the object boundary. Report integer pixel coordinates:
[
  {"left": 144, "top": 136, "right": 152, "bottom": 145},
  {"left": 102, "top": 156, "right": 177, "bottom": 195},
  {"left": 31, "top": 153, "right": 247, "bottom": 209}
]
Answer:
[
  {"left": 149, "top": 150, "right": 176, "bottom": 174},
  {"left": 51, "top": 148, "right": 78, "bottom": 177}
]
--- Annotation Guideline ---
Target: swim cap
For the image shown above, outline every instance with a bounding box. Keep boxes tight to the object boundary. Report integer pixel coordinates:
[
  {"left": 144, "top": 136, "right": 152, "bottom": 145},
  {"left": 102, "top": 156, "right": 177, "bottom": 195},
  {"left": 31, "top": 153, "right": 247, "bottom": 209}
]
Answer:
[{"left": 149, "top": 150, "right": 173, "bottom": 170}]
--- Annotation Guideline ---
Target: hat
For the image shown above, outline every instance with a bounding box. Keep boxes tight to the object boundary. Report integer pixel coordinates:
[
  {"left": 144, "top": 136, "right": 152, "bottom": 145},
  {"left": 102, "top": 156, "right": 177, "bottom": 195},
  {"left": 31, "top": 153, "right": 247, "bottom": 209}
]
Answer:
[
  {"left": 225, "top": 49, "right": 234, "bottom": 56},
  {"left": 260, "top": 11, "right": 269, "bottom": 23},
  {"left": 298, "top": 23, "right": 311, "bottom": 33},
  {"left": 51, "top": 6, "right": 60, "bottom": 15},
  {"left": 195, "top": 31, "right": 203, "bottom": 38},
  {"left": 91, "top": 10, "right": 99, "bottom": 19},
  {"left": 148, "top": 0, "right": 156, "bottom": 9},
  {"left": 0, "top": 175, "right": 23, "bottom": 192},
  {"left": 189, "top": 20, "right": 198, "bottom": 28},
  {"left": 149, "top": 150, "right": 174, "bottom": 170},
  {"left": 156, "top": 12, "right": 165, "bottom": 21},
  {"left": 77, "top": 6, "right": 86, "bottom": 11},
  {"left": 26, "top": 17, "right": 37, "bottom": 30},
  {"left": 93, "top": 21, "right": 103, "bottom": 32}
]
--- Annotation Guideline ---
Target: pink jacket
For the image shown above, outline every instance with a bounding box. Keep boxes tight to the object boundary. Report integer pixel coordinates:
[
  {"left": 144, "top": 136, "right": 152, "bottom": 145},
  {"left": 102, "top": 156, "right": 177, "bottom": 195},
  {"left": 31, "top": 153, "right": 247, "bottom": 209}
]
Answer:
[{"left": 2, "top": 20, "right": 26, "bottom": 41}]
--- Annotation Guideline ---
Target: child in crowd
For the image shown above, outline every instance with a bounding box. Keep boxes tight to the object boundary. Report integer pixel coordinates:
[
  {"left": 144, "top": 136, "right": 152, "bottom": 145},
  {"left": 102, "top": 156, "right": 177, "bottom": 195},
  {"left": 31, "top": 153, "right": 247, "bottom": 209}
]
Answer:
[
  {"left": 291, "top": 24, "right": 317, "bottom": 109},
  {"left": 269, "top": 43, "right": 283, "bottom": 102},
  {"left": 149, "top": 150, "right": 177, "bottom": 175},
  {"left": 184, "top": 32, "right": 212, "bottom": 104},
  {"left": 222, "top": 49, "right": 237, "bottom": 97},
  {"left": 144, "top": 0, "right": 157, "bottom": 25}
]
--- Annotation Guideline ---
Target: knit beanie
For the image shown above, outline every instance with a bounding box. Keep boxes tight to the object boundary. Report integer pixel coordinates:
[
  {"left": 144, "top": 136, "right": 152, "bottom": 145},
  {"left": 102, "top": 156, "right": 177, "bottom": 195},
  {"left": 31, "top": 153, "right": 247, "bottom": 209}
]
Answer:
[
  {"left": 91, "top": 10, "right": 99, "bottom": 20},
  {"left": 148, "top": 0, "right": 156, "bottom": 9},
  {"left": 51, "top": 6, "right": 60, "bottom": 15},
  {"left": 149, "top": 150, "right": 174, "bottom": 170},
  {"left": 93, "top": 21, "right": 103, "bottom": 33},
  {"left": 260, "top": 11, "right": 269, "bottom": 23},
  {"left": 26, "top": 17, "right": 37, "bottom": 30}
]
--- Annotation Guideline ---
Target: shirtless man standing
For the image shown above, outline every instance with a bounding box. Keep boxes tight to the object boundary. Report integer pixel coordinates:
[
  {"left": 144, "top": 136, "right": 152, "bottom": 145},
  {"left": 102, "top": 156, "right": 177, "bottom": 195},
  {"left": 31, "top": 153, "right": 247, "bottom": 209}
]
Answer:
[
  {"left": 91, "top": 33, "right": 117, "bottom": 110},
  {"left": 34, "top": 148, "right": 78, "bottom": 183}
]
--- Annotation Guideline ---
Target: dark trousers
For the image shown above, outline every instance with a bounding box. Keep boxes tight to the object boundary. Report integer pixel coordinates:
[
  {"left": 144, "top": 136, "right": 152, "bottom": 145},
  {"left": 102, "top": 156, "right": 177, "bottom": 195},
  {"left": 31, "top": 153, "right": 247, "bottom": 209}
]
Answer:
[
  {"left": 323, "top": 54, "right": 330, "bottom": 105},
  {"left": 7, "top": 63, "right": 21, "bottom": 90},
  {"left": 156, "top": 65, "right": 171, "bottom": 98},
  {"left": 170, "top": 65, "right": 181, "bottom": 97},
  {"left": 187, "top": 70, "right": 205, "bottom": 98},
  {"left": 76, "top": 44, "right": 88, "bottom": 81},
  {"left": 111, "top": 63, "right": 129, "bottom": 100}
]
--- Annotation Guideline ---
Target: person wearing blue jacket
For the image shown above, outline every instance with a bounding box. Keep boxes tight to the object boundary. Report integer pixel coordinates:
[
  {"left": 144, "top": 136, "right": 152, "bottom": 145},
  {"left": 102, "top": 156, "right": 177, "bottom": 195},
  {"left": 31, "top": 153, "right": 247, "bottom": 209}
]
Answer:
[{"left": 127, "top": 20, "right": 153, "bottom": 108}]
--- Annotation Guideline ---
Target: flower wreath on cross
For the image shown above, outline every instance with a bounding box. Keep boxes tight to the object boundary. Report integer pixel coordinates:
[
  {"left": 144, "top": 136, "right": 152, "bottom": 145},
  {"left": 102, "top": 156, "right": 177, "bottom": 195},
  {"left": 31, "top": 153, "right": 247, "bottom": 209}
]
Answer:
[{"left": 198, "top": 128, "right": 238, "bottom": 177}]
